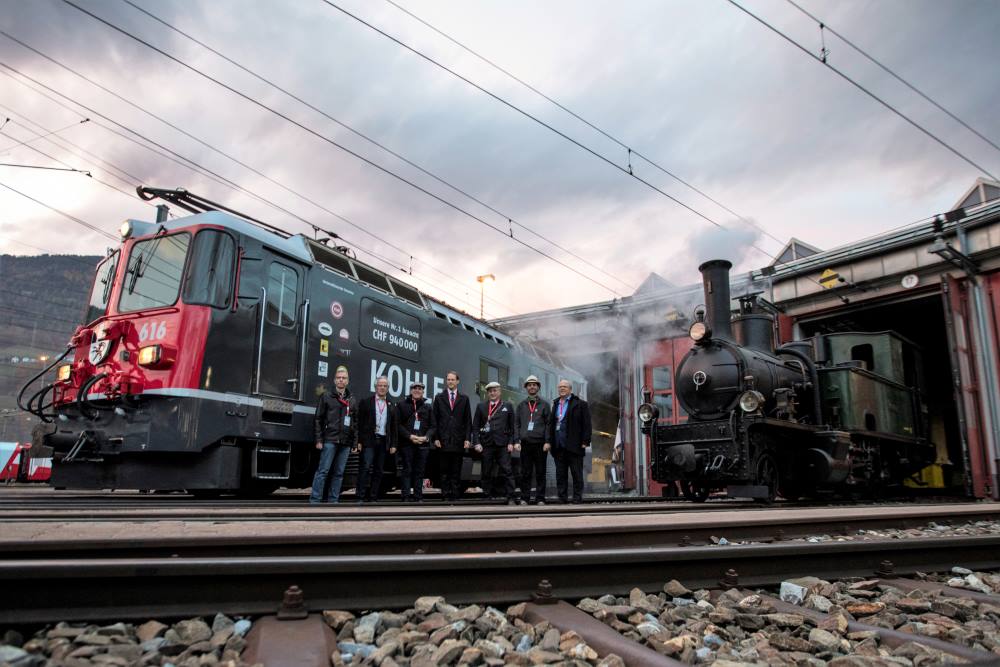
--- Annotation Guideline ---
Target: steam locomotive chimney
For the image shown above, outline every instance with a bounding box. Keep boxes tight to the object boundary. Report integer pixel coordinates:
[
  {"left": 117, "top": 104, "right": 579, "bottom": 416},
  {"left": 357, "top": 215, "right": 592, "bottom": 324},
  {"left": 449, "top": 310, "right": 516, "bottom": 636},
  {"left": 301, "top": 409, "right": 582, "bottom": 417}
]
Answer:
[{"left": 699, "top": 259, "right": 734, "bottom": 340}]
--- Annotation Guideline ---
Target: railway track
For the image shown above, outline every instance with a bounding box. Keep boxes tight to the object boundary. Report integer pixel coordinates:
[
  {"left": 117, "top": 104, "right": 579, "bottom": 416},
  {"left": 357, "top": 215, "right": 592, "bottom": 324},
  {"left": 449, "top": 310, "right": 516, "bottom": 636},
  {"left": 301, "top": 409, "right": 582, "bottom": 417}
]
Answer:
[{"left": 2, "top": 502, "right": 1000, "bottom": 624}]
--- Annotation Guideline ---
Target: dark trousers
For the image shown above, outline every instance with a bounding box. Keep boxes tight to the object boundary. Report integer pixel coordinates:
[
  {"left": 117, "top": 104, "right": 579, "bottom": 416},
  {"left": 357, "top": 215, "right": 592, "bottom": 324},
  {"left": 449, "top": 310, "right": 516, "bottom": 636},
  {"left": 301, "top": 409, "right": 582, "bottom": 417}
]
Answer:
[
  {"left": 400, "top": 445, "right": 430, "bottom": 500},
  {"left": 439, "top": 450, "right": 464, "bottom": 500},
  {"left": 553, "top": 448, "right": 584, "bottom": 502},
  {"left": 482, "top": 446, "right": 514, "bottom": 500},
  {"left": 519, "top": 442, "right": 547, "bottom": 502},
  {"left": 357, "top": 435, "right": 387, "bottom": 501}
]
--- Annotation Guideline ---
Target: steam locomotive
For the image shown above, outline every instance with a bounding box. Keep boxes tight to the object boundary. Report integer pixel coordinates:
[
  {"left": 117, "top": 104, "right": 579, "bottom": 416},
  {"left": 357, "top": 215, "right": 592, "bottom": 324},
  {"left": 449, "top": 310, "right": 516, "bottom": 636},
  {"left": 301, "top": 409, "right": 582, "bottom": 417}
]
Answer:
[
  {"left": 639, "top": 259, "right": 935, "bottom": 501},
  {"left": 21, "top": 187, "right": 584, "bottom": 494}
]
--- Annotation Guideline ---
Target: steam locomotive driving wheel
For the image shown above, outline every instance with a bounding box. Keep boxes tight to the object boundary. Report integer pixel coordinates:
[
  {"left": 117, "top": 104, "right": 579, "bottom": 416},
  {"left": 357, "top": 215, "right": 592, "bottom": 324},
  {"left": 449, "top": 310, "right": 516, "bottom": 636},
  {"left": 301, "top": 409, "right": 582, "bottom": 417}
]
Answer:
[
  {"left": 680, "top": 481, "right": 711, "bottom": 502},
  {"left": 752, "top": 450, "right": 779, "bottom": 504}
]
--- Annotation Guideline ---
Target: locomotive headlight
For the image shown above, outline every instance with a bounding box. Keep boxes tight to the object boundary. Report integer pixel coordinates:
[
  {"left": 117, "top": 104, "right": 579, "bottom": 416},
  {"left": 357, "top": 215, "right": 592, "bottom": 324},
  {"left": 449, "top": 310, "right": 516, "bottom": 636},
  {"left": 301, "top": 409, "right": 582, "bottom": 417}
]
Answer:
[
  {"left": 689, "top": 321, "right": 711, "bottom": 342},
  {"left": 137, "top": 344, "right": 162, "bottom": 366},
  {"left": 119, "top": 220, "right": 133, "bottom": 240},
  {"left": 738, "top": 390, "right": 765, "bottom": 413},
  {"left": 638, "top": 402, "right": 659, "bottom": 423},
  {"left": 57, "top": 364, "right": 72, "bottom": 382}
]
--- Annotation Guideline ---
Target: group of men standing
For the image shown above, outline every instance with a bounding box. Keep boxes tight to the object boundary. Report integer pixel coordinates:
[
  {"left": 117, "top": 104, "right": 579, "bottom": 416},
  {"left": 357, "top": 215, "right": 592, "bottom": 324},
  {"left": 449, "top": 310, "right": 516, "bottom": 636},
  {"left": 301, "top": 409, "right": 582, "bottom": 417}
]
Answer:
[{"left": 310, "top": 366, "right": 591, "bottom": 505}]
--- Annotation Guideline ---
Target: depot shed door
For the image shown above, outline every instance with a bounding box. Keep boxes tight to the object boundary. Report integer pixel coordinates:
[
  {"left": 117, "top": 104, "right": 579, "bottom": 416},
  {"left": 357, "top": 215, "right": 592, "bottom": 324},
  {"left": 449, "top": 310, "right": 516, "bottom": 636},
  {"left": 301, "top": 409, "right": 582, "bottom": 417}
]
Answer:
[{"left": 641, "top": 337, "right": 690, "bottom": 496}]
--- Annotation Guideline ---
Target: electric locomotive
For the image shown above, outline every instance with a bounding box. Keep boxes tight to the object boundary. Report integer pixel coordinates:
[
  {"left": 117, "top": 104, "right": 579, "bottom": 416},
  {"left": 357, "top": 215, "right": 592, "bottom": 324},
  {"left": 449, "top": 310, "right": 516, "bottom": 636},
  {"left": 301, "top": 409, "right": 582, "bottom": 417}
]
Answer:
[
  {"left": 22, "top": 187, "right": 584, "bottom": 494},
  {"left": 639, "top": 259, "right": 935, "bottom": 501}
]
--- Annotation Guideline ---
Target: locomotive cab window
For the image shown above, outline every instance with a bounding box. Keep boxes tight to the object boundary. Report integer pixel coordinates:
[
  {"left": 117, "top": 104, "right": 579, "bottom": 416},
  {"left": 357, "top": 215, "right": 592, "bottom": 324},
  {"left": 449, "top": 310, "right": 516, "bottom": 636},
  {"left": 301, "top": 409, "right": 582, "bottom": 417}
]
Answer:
[
  {"left": 118, "top": 233, "right": 191, "bottom": 313},
  {"left": 85, "top": 250, "right": 119, "bottom": 324},
  {"left": 850, "top": 344, "right": 874, "bottom": 372},
  {"left": 266, "top": 263, "right": 298, "bottom": 328},
  {"left": 182, "top": 230, "right": 236, "bottom": 308}
]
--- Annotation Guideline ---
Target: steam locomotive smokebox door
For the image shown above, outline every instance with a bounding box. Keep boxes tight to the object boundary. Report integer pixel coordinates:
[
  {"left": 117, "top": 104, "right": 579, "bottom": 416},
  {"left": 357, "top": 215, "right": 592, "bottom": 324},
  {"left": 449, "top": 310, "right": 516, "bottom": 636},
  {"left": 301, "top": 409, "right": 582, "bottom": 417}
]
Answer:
[{"left": 256, "top": 258, "right": 307, "bottom": 401}]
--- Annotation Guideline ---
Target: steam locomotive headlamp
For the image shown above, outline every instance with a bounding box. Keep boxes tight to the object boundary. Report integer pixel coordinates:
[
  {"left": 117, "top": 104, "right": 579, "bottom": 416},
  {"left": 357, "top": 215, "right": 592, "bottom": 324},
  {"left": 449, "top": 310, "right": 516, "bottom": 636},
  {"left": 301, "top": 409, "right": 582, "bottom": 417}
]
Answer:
[
  {"left": 689, "top": 321, "right": 711, "bottom": 343},
  {"left": 119, "top": 220, "right": 134, "bottom": 240},
  {"left": 638, "top": 402, "right": 659, "bottom": 424},
  {"left": 57, "top": 364, "right": 72, "bottom": 382},
  {"left": 738, "top": 390, "right": 765, "bottom": 413}
]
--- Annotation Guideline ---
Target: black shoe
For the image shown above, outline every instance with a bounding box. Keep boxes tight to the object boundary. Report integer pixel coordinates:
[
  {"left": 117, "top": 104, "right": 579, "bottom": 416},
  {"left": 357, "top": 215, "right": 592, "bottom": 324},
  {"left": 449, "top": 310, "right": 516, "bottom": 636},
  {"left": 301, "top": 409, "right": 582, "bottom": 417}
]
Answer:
[
  {"left": 507, "top": 499, "right": 517, "bottom": 506},
  {"left": 536, "top": 499, "right": 545, "bottom": 506}
]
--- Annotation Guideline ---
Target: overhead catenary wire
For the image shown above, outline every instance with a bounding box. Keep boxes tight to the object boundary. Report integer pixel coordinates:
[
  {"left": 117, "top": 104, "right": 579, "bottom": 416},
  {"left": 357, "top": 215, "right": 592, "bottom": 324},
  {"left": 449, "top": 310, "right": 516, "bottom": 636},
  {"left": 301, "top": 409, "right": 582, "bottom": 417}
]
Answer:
[
  {"left": 724, "top": 0, "right": 998, "bottom": 182},
  {"left": 0, "top": 179, "right": 117, "bottom": 241},
  {"left": 118, "top": 0, "right": 637, "bottom": 294},
  {"left": 782, "top": 0, "right": 1000, "bottom": 157},
  {"left": 0, "top": 67, "right": 509, "bottom": 317},
  {"left": 0, "top": 40, "right": 519, "bottom": 316},
  {"left": 1, "top": 108, "right": 161, "bottom": 191},
  {"left": 54, "top": 2, "right": 628, "bottom": 299},
  {"left": 0, "top": 162, "right": 90, "bottom": 176},
  {"left": 317, "top": 0, "right": 784, "bottom": 265},
  {"left": 0, "top": 118, "right": 89, "bottom": 154},
  {"left": 381, "top": 0, "right": 790, "bottom": 254}
]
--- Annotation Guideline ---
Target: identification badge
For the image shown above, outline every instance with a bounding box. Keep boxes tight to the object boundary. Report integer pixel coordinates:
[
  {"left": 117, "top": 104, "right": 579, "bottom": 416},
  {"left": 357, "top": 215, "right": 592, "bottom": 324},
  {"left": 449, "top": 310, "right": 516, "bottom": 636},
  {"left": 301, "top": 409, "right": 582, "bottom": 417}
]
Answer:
[
  {"left": 413, "top": 419, "right": 421, "bottom": 430},
  {"left": 343, "top": 415, "right": 351, "bottom": 427},
  {"left": 527, "top": 421, "right": 535, "bottom": 432},
  {"left": 483, "top": 423, "right": 490, "bottom": 433}
]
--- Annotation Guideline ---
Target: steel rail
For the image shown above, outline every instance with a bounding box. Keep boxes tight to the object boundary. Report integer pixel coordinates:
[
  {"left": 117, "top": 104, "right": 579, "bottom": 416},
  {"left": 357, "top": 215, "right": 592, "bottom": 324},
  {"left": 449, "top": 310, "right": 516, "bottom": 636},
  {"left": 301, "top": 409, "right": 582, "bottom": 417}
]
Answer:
[
  {"left": 2, "top": 535, "right": 999, "bottom": 624},
  {"left": 4, "top": 504, "right": 1000, "bottom": 558},
  {"left": 5, "top": 503, "right": 1000, "bottom": 557}
]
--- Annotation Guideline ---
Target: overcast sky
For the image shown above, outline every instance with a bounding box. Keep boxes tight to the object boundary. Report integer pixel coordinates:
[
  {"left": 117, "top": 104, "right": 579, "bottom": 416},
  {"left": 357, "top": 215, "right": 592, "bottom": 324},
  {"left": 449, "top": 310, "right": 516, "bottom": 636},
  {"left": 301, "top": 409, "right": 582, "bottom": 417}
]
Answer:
[{"left": 1, "top": 0, "right": 998, "bottom": 318}]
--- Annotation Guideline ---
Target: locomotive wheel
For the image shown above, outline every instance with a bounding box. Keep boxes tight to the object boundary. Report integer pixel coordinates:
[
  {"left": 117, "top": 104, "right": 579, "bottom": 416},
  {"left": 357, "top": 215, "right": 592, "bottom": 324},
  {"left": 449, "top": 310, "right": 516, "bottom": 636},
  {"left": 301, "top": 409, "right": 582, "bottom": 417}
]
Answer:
[
  {"left": 752, "top": 452, "right": 778, "bottom": 504},
  {"left": 681, "top": 481, "right": 710, "bottom": 503}
]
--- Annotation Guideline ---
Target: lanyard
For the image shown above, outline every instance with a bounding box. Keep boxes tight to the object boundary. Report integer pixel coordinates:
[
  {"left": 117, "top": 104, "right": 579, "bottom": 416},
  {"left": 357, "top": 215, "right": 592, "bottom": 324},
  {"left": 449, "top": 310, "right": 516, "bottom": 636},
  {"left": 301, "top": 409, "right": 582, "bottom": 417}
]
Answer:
[
  {"left": 527, "top": 400, "right": 538, "bottom": 421},
  {"left": 558, "top": 398, "right": 568, "bottom": 420},
  {"left": 412, "top": 399, "right": 420, "bottom": 421},
  {"left": 376, "top": 398, "right": 386, "bottom": 417},
  {"left": 487, "top": 401, "right": 500, "bottom": 420},
  {"left": 337, "top": 396, "right": 349, "bottom": 413}
]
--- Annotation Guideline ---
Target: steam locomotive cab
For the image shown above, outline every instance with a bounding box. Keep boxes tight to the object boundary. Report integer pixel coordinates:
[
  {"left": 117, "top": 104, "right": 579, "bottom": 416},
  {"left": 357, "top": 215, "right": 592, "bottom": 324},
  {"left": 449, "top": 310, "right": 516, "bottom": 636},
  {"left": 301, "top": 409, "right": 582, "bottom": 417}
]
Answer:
[{"left": 639, "top": 260, "right": 935, "bottom": 501}]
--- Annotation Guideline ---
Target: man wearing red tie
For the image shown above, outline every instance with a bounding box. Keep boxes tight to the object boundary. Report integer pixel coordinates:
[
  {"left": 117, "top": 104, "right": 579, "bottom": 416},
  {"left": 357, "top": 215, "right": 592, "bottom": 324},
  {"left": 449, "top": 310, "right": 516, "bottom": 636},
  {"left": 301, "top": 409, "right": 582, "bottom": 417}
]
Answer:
[
  {"left": 432, "top": 371, "right": 471, "bottom": 501},
  {"left": 548, "top": 379, "right": 592, "bottom": 503},
  {"left": 472, "top": 381, "right": 518, "bottom": 504}
]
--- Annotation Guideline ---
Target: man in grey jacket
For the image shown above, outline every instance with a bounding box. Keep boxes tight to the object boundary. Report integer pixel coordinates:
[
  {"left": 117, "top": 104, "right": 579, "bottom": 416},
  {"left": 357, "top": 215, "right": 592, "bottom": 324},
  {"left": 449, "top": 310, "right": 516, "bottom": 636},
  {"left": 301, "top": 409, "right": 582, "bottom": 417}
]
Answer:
[{"left": 514, "top": 375, "right": 552, "bottom": 504}]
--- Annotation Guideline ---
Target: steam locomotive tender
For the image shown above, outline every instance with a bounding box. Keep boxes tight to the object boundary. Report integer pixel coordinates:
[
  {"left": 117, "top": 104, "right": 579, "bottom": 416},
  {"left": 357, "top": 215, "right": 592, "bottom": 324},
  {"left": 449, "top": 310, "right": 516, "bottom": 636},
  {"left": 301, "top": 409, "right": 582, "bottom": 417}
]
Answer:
[
  {"left": 638, "top": 260, "right": 935, "bottom": 501},
  {"left": 22, "top": 188, "right": 583, "bottom": 494}
]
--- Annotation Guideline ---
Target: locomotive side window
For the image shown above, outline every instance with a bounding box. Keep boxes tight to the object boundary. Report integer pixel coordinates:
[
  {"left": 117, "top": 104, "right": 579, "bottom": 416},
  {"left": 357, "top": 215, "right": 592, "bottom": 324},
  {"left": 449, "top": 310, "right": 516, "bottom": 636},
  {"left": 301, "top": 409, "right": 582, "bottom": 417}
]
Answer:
[
  {"left": 652, "top": 364, "right": 674, "bottom": 423},
  {"left": 182, "top": 230, "right": 236, "bottom": 308},
  {"left": 119, "top": 233, "right": 191, "bottom": 313},
  {"left": 266, "top": 263, "right": 298, "bottom": 328},
  {"left": 851, "top": 344, "right": 875, "bottom": 372},
  {"left": 85, "top": 250, "right": 119, "bottom": 324}
]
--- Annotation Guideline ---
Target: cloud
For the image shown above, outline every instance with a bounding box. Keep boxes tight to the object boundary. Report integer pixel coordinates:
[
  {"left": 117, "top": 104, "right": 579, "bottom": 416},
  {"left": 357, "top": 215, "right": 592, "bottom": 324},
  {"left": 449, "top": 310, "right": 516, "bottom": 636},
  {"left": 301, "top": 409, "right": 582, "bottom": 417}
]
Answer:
[{"left": 0, "top": 0, "right": 998, "bottom": 317}]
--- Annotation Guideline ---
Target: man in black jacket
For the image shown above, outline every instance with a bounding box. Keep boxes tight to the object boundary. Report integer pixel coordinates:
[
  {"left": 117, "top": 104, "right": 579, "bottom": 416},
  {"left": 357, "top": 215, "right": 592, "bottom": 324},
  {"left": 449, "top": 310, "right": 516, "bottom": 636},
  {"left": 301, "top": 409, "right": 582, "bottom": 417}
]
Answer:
[
  {"left": 514, "top": 375, "right": 552, "bottom": 505},
  {"left": 432, "top": 371, "right": 471, "bottom": 501},
  {"left": 311, "top": 366, "right": 358, "bottom": 504},
  {"left": 548, "top": 379, "right": 592, "bottom": 503},
  {"left": 397, "top": 380, "right": 436, "bottom": 502},
  {"left": 355, "top": 375, "right": 397, "bottom": 503},
  {"left": 473, "top": 381, "right": 518, "bottom": 505}
]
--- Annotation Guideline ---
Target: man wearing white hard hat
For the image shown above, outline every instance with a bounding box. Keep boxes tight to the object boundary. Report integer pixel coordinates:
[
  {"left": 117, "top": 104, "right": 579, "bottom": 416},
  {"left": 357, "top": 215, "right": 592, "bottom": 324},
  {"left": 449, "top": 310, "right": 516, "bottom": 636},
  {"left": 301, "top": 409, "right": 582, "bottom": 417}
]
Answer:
[
  {"left": 471, "top": 381, "right": 518, "bottom": 504},
  {"left": 514, "top": 375, "right": 552, "bottom": 504}
]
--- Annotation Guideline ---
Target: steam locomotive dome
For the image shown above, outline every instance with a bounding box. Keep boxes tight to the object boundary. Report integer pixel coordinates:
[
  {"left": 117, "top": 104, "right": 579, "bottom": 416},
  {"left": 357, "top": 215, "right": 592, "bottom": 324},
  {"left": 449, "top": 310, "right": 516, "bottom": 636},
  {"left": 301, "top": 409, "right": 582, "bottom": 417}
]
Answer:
[{"left": 676, "top": 342, "right": 743, "bottom": 420}]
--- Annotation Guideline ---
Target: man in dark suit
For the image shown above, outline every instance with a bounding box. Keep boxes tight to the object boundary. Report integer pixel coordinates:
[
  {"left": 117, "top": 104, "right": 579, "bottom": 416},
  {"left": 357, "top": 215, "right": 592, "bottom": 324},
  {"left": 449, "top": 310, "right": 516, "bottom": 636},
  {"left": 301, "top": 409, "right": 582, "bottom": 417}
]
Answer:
[
  {"left": 472, "top": 381, "right": 517, "bottom": 505},
  {"left": 548, "top": 379, "right": 591, "bottom": 503},
  {"left": 355, "top": 375, "right": 397, "bottom": 503},
  {"left": 432, "top": 370, "right": 471, "bottom": 501}
]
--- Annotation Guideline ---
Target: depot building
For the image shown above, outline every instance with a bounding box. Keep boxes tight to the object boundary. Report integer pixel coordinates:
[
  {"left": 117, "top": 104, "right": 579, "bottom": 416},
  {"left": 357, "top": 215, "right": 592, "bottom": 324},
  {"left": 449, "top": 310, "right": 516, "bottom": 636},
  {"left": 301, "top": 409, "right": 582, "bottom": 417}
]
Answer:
[{"left": 493, "top": 179, "right": 1000, "bottom": 499}]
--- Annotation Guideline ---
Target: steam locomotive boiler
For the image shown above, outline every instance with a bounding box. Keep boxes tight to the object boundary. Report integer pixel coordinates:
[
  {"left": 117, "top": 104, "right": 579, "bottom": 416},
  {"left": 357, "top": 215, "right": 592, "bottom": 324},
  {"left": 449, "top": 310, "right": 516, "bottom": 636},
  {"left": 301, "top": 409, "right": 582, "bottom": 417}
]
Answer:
[{"left": 639, "top": 260, "right": 935, "bottom": 501}]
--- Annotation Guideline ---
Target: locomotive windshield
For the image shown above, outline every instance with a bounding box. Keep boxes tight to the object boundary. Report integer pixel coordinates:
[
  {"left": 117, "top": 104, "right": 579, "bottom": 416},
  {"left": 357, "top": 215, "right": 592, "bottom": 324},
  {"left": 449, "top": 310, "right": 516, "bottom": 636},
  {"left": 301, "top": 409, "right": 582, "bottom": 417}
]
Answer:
[
  {"left": 84, "top": 250, "right": 119, "bottom": 324},
  {"left": 118, "top": 233, "right": 191, "bottom": 313},
  {"left": 182, "top": 230, "right": 237, "bottom": 308}
]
